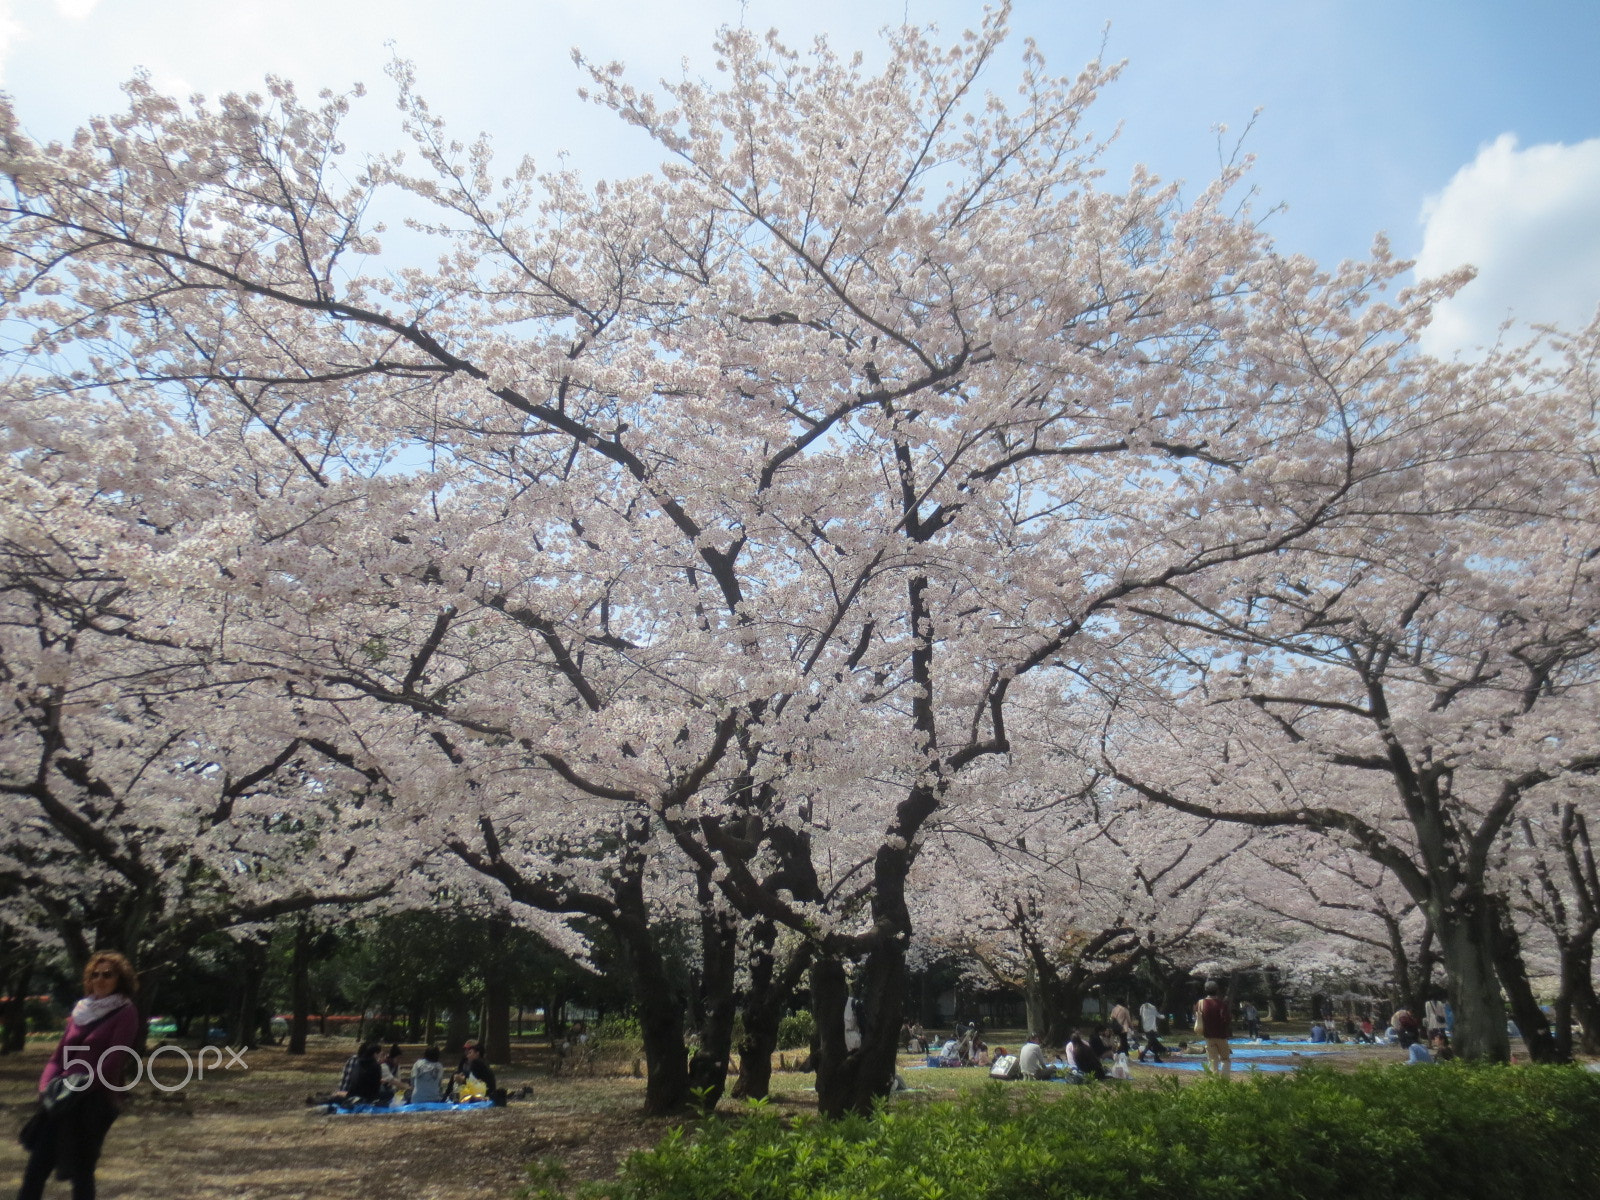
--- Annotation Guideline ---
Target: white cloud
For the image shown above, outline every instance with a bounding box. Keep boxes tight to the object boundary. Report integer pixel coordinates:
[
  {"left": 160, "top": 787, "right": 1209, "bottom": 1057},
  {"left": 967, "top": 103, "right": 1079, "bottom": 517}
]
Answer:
[
  {"left": 55, "top": 0, "right": 100, "bottom": 19},
  {"left": 1416, "top": 134, "right": 1600, "bottom": 357}
]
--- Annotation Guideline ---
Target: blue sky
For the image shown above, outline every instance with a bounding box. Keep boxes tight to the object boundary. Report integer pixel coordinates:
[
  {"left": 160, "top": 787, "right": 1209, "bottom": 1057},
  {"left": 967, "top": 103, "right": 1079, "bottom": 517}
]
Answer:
[{"left": 4, "top": 0, "right": 1596, "bottom": 354}]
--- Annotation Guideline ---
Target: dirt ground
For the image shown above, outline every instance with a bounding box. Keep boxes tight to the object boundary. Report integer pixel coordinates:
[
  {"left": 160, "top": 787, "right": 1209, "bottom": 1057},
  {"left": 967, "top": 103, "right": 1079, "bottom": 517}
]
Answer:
[
  {"left": 0, "top": 1035, "right": 711, "bottom": 1199},
  {"left": 0, "top": 1027, "right": 1426, "bottom": 1199}
]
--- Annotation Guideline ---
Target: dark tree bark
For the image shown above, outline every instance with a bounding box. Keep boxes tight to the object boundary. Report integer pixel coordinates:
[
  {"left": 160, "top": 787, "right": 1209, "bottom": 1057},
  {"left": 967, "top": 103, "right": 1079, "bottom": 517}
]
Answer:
[
  {"left": 685, "top": 882, "right": 739, "bottom": 1111},
  {"left": 483, "top": 974, "right": 511, "bottom": 1065},
  {"left": 1490, "top": 896, "right": 1557, "bottom": 1063},
  {"left": 1517, "top": 805, "right": 1600, "bottom": 1061},
  {"left": 1436, "top": 897, "right": 1510, "bottom": 1063},
  {"left": 444, "top": 995, "right": 471, "bottom": 1054},
  {"left": 1263, "top": 966, "right": 1288, "bottom": 1023},
  {"left": 0, "top": 954, "right": 34, "bottom": 1054},
  {"left": 732, "top": 922, "right": 813, "bottom": 1101},
  {"left": 287, "top": 919, "right": 311, "bottom": 1055}
]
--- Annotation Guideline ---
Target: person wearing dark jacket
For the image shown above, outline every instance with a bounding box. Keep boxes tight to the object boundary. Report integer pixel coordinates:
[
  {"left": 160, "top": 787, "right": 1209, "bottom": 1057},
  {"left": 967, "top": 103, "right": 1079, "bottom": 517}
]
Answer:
[
  {"left": 18, "top": 951, "right": 142, "bottom": 1200},
  {"left": 452, "top": 1042, "right": 497, "bottom": 1099},
  {"left": 1138, "top": 1029, "right": 1169, "bottom": 1063},
  {"left": 1195, "top": 980, "right": 1233, "bottom": 1077},
  {"left": 1064, "top": 1030, "right": 1108, "bottom": 1081},
  {"left": 334, "top": 1042, "right": 384, "bottom": 1105}
]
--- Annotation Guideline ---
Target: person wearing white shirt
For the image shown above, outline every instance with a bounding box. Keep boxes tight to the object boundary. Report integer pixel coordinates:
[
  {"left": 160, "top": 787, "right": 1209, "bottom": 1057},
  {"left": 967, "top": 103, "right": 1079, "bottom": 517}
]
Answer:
[{"left": 1018, "top": 1034, "right": 1054, "bottom": 1080}]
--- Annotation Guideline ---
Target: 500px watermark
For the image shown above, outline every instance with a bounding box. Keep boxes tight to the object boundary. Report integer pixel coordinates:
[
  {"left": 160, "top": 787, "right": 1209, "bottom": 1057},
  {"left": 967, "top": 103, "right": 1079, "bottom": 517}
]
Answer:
[{"left": 58, "top": 1044, "right": 249, "bottom": 1093}]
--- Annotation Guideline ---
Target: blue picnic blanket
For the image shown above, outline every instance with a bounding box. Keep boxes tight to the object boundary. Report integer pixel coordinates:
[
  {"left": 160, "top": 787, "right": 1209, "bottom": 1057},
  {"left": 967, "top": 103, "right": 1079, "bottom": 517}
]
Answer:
[
  {"left": 1228, "top": 1038, "right": 1350, "bottom": 1047},
  {"left": 323, "top": 1100, "right": 495, "bottom": 1115},
  {"left": 1228, "top": 1047, "right": 1327, "bottom": 1059},
  {"left": 1143, "top": 1059, "right": 1299, "bottom": 1073}
]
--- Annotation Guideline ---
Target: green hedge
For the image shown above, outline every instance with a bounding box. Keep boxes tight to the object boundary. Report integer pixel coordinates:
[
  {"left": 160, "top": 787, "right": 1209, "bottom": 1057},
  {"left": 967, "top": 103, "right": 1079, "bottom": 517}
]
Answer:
[
  {"left": 776, "top": 1009, "right": 816, "bottom": 1051},
  {"left": 569, "top": 1066, "right": 1600, "bottom": 1200}
]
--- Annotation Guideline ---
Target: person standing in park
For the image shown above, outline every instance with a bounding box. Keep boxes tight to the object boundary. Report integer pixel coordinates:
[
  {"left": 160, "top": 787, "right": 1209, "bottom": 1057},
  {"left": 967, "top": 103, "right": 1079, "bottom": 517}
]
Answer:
[
  {"left": 17, "top": 951, "right": 141, "bottom": 1200},
  {"left": 1108, "top": 1001, "right": 1132, "bottom": 1037},
  {"left": 1139, "top": 1000, "right": 1161, "bottom": 1035},
  {"left": 1240, "top": 1000, "right": 1261, "bottom": 1039},
  {"left": 1195, "top": 980, "right": 1233, "bottom": 1077}
]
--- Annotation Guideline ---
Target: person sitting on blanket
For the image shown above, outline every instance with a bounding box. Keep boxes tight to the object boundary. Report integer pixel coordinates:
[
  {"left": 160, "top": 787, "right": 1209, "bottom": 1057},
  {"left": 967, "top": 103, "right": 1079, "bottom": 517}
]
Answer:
[
  {"left": 380, "top": 1043, "right": 404, "bottom": 1100},
  {"left": 1087, "top": 1024, "right": 1113, "bottom": 1063},
  {"left": 1138, "top": 1029, "right": 1168, "bottom": 1063},
  {"left": 332, "top": 1042, "right": 384, "bottom": 1106},
  {"left": 451, "top": 1041, "right": 497, "bottom": 1101},
  {"left": 410, "top": 1045, "right": 445, "bottom": 1104},
  {"left": 1018, "top": 1033, "right": 1054, "bottom": 1081},
  {"left": 1064, "top": 1030, "right": 1108, "bottom": 1081}
]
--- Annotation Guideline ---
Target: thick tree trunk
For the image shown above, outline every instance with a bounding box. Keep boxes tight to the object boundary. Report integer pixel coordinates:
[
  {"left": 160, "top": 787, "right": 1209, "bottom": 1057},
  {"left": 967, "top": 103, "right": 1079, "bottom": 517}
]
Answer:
[
  {"left": 228, "top": 937, "right": 269, "bottom": 1050},
  {"left": 484, "top": 974, "right": 511, "bottom": 1065},
  {"left": 288, "top": 920, "right": 310, "bottom": 1055},
  {"left": 732, "top": 1005, "right": 779, "bottom": 1101},
  {"left": 1263, "top": 966, "right": 1288, "bottom": 1023},
  {"left": 732, "top": 924, "right": 811, "bottom": 1102},
  {"left": 632, "top": 958, "right": 691, "bottom": 1115},
  {"left": 444, "top": 996, "right": 471, "bottom": 1054},
  {"left": 685, "top": 907, "right": 738, "bottom": 1111},
  {"left": 1, "top": 956, "right": 34, "bottom": 1054},
  {"left": 1557, "top": 926, "right": 1600, "bottom": 1056},
  {"left": 812, "top": 942, "right": 907, "bottom": 1120},
  {"left": 1435, "top": 905, "right": 1510, "bottom": 1062},
  {"left": 1023, "top": 961, "right": 1050, "bottom": 1040},
  {"left": 612, "top": 915, "right": 693, "bottom": 1115},
  {"left": 1043, "top": 979, "right": 1085, "bottom": 1046},
  {"left": 1549, "top": 924, "right": 1598, "bottom": 1060},
  {"left": 1490, "top": 898, "right": 1558, "bottom": 1063}
]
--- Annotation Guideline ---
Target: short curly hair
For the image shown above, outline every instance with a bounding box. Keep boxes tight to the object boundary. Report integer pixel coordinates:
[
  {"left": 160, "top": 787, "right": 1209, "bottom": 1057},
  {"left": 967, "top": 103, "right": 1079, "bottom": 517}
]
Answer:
[{"left": 82, "top": 951, "right": 139, "bottom": 997}]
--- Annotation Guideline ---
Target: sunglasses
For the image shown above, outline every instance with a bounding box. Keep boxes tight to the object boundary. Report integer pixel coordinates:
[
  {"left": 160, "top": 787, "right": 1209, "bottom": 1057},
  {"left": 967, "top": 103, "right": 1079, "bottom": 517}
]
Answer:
[{"left": 88, "top": 970, "right": 117, "bottom": 979}]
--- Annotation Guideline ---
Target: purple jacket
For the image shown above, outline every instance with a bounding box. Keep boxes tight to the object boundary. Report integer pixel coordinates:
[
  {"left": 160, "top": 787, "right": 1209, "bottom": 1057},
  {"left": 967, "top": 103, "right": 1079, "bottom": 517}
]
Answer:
[{"left": 40, "top": 1000, "right": 141, "bottom": 1101}]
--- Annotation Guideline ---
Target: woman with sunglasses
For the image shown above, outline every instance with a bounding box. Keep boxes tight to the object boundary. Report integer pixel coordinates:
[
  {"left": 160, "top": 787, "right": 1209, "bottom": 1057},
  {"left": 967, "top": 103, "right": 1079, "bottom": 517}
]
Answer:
[{"left": 18, "top": 951, "right": 140, "bottom": 1200}]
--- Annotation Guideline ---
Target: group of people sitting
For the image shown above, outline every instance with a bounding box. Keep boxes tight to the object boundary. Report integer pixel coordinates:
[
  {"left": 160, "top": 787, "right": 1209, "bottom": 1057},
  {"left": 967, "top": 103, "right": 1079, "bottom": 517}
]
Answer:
[
  {"left": 995, "top": 1026, "right": 1146, "bottom": 1083},
  {"left": 905, "top": 1021, "right": 992, "bottom": 1065},
  {"left": 319, "top": 1039, "right": 501, "bottom": 1109},
  {"left": 985, "top": 1024, "right": 1164, "bottom": 1088}
]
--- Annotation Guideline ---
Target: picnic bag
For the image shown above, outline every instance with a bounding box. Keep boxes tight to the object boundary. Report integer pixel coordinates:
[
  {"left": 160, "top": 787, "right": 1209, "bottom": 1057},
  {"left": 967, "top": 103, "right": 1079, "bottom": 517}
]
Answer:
[{"left": 988, "top": 1054, "right": 1020, "bottom": 1080}]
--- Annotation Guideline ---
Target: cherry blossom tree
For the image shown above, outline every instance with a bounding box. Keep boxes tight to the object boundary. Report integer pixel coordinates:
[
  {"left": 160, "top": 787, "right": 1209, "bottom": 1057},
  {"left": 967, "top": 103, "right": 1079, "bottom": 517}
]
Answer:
[
  {"left": 1092, "top": 328, "right": 1600, "bottom": 1062},
  {"left": 0, "top": 3, "right": 1513, "bottom": 1112},
  {"left": 910, "top": 771, "right": 1240, "bottom": 1042},
  {"left": 0, "top": 378, "right": 406, "bottom": 1018},
  {"left": 1508, "top": 788, "right": 1600, "bottom": 1057},
  {"left": 1240, "top": 841, "right": 1437, "bottom": 1014}
]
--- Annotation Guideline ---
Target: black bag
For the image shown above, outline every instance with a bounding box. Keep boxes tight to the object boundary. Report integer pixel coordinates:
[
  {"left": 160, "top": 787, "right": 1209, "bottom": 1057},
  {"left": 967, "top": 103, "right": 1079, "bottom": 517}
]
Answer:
[
  {"left": 40, "top": 1074, "right": 89, "bottom": 1117},
  {"left": 17, "top": 1106, "right": 47, "bottom": 1151}
]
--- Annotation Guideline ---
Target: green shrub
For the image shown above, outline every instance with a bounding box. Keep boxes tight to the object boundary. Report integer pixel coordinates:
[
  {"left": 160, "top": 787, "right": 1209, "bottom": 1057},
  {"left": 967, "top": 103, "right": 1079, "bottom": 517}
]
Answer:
[
  {"left": 776, "top": 1009, "right": 815, "bottom": 1051},
  {"left": 587, "top": 1065, "right": 1600, "bottom": 1200},
  {"left": 593, "top": 1015, "right": 642, "bottom": 1042}
]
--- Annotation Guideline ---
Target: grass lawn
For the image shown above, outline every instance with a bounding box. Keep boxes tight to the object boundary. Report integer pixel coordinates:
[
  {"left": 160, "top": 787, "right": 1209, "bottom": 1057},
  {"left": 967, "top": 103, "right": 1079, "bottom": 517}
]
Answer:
[{"left": 0, "top": 1025, "right": 1430, "bottom": 1198}]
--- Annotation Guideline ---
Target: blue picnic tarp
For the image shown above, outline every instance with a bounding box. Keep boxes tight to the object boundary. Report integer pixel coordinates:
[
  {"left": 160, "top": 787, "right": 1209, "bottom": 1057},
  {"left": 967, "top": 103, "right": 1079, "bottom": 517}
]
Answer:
[
  {"left": 1142, "top": 1059, "right": 1299, "bottom": 1073},
  {"left": 321, "top": 1100, "right": 496, "bottom": 1115}
]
